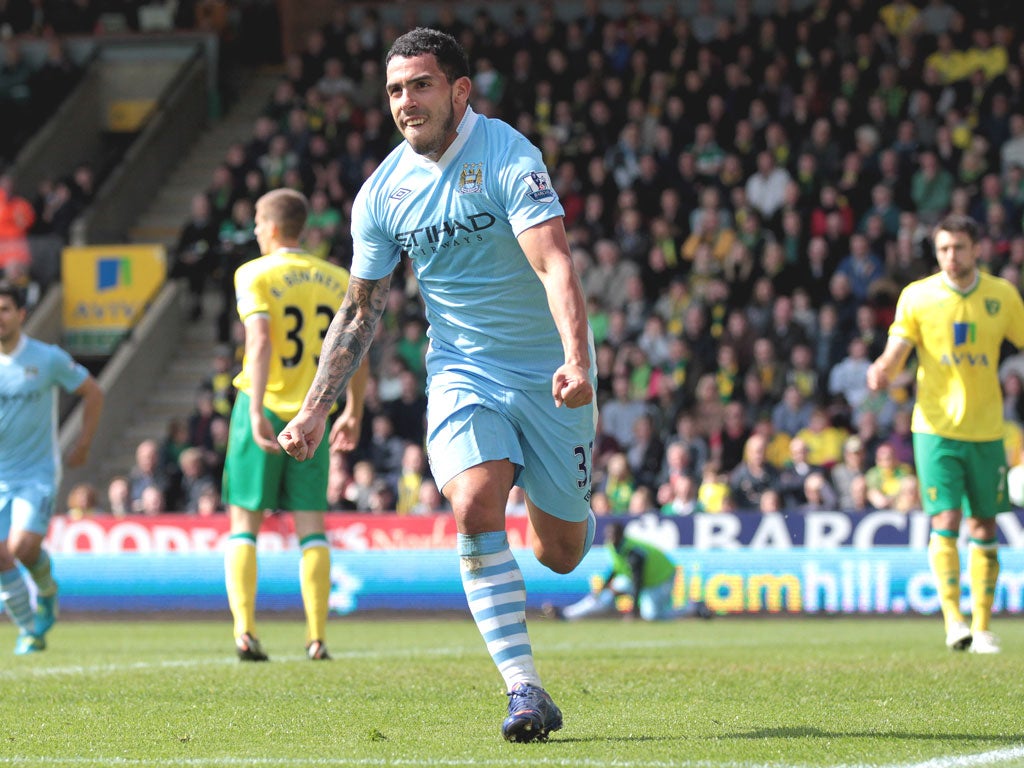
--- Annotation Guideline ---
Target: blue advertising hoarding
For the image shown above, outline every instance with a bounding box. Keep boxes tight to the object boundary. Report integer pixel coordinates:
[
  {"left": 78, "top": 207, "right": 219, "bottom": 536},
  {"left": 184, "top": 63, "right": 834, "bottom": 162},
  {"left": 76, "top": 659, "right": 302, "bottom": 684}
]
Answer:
[{"left": 44, "top": 510, "right": 1024, "bottom": 616}]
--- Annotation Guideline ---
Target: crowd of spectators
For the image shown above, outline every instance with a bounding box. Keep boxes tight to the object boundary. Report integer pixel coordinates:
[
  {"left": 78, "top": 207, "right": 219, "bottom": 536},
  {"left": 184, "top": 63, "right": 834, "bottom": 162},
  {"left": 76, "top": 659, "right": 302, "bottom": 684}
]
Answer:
[
  {"left": 1, "top": 0, "right": 281, "bottom": 299},
  {"left": 0, "top": 33, "right": 84, "bottom": 296},
  {"left": 0, "top": 37, "right": 82, "bottom": 164},
  {"left": 57, "top": 0, "right": 1024, "bottom": 516}
]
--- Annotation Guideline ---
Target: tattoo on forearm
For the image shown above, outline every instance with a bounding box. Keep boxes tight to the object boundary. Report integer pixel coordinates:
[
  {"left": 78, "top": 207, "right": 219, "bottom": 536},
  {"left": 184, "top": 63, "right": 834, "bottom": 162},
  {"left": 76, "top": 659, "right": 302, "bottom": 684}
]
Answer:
[{"left": 307, "top": 275, "right": 390, "bottom": 412}]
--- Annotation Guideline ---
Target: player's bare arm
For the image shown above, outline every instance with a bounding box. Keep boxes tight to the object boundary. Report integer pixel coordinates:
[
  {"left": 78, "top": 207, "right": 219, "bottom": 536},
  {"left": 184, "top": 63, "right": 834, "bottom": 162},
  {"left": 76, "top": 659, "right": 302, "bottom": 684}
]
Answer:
[
  {"left": 244, "top": 315, "right": 280, "bottom": 453},
  {"left": 328, "top": 354, "right": 370, "bottom": 453},
  {"left": 66, "top": 375, "right": 104, "bottom": 467},
  {"left": 866, "top": 336, "right": 913, "bottom": 392},
  {"left": 518, "top": 218, "right": 593, "bottom": 409},
  {"left": 306, "top": 275, "right": 389, "bottom": 416}
]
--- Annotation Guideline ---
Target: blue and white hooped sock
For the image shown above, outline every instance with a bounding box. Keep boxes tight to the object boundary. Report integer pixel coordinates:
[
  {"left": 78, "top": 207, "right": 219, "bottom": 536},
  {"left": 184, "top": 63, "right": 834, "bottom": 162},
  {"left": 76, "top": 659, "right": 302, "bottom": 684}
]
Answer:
[
  {"left": 458, "top": 531, "right": 540, "bottom": 690},
  {"left": 0, "top": 568, "right": 35, "bottom": 634}
]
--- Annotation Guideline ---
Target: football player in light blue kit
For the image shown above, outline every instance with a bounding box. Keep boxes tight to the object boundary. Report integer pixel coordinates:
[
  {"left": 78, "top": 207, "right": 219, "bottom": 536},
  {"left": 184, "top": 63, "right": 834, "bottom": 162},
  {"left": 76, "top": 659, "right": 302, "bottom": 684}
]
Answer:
[
  {"left": 279, "top": 28, "right": 597, "bottom": 742},
  {"left": 0, "top": 282, "right": 104, "bottom": 654}
]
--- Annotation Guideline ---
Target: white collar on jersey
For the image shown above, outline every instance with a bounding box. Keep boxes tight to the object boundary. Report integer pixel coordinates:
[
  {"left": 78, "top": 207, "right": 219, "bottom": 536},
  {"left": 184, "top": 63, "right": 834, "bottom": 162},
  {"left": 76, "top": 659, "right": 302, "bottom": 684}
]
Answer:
[
  {"left": 941, "top": 269, "right": 979, "bottom": 295},
  {"left": 0, "top": 333, "right": 26, "bottom": 363},
  {"left": 407, "top": 106, "right": 479, "bottom": 172}
]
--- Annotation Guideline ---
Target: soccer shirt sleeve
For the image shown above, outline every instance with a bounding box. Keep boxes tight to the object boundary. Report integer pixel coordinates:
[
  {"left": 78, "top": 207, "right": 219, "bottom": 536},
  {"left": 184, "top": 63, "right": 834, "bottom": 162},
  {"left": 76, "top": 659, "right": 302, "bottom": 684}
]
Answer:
[
  {"left": 49, "top": 344, "right": 89, "bottom": 393},
  {"left": 234, "top": 262, "right": 269, "bottom": 323},
  {"left": 887, "top": 283, "right": 921, "bottom": 347},
  {"left": 1004, "top": 285, "right": 1024, "bottom": 350},
  {"left": 495, "top": 135, "right": 565, "bottom": 238},
  {"left": 350, "top": 182, "right": 401, "bottom": 281}
]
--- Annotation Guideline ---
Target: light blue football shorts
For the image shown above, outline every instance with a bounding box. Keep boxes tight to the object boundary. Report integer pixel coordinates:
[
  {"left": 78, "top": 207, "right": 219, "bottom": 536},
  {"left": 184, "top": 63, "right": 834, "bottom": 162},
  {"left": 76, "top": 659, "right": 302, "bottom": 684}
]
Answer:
[
  {"left": 0, "top": 481, "right": 56, "bottom": 539},
  {"left": 425, "top": 369, "right": 597, "bottom": 523}
]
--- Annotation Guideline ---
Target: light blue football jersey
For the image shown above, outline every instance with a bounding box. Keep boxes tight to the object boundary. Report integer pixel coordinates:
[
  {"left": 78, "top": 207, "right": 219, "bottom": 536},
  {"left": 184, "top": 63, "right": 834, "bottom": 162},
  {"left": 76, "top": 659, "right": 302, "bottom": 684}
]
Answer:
[
  {"left": 351, "top": 107, "right": 580, "bottom": 390},
  {"left": 0, "top": 335, "right": 89, "bottom": 489}
]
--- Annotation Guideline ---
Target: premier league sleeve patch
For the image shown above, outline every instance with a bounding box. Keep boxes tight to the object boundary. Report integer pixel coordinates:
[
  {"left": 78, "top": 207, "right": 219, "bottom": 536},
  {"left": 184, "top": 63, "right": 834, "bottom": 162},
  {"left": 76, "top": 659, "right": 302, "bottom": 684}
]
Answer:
[{"left": 520, "top": 170, "right": 556, "bottom": 203}]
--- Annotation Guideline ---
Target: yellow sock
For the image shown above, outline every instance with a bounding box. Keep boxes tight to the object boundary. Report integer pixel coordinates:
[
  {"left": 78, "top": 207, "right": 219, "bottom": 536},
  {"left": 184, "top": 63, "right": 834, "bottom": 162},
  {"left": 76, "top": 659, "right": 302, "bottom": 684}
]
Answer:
[
  {"left": 968, "top": 539, "right": 999, "bottom": 633},
  {"left": 928, "top": 530, "right": 964, "bottom": 628},
  {"left": 300, "top": 535, "right": 331, "bottom": 644},
  {"left": 225, "top": 534, "right": 258, "bottom": 638}
]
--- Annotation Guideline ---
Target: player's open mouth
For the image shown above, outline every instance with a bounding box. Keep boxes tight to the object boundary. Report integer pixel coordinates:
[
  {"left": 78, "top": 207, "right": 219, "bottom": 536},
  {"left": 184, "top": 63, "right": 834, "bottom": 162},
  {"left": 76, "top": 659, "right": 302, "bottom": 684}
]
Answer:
[{"left": 404, "top": 116, "right": 426, "bottom": 128}]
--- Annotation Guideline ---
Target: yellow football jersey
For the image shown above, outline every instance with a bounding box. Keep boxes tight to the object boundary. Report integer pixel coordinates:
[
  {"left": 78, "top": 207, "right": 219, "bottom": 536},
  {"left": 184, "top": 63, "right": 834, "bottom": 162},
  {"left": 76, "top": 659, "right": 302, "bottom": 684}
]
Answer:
[
  {"left": 889, "top": 272, "right": 1024, "bottom": 441},
  {"left": 232, "top": 248, "right": 350, "bottom": 419}
]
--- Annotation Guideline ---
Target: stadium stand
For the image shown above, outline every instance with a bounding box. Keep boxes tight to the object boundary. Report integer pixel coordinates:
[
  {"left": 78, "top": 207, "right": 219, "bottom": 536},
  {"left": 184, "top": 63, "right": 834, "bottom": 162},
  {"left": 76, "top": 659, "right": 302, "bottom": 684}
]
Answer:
[{"left": 13, "top": 0, "right": 1022, "bottom": 515}]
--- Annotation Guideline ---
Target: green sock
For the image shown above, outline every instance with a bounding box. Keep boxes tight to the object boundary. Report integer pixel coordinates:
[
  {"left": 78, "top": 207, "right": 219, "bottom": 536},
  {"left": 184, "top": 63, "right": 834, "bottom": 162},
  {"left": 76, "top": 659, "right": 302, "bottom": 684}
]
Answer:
[{"left": 28, "top": 550, "right": 57, "bottom": 598}]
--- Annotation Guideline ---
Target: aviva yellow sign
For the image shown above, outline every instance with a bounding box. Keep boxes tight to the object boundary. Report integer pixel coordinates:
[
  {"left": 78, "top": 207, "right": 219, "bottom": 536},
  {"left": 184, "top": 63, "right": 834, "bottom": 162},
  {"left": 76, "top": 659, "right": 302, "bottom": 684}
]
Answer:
[{"left": 62, "top": 244, "right": 167, "bottom": 356}]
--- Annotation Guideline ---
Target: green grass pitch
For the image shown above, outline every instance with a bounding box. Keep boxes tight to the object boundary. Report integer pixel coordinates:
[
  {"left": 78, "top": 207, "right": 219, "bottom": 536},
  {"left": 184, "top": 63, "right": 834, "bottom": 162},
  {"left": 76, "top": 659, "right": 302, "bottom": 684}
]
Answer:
[{"left": 1, "top": 615, "right": 1022, "bottom": 768}]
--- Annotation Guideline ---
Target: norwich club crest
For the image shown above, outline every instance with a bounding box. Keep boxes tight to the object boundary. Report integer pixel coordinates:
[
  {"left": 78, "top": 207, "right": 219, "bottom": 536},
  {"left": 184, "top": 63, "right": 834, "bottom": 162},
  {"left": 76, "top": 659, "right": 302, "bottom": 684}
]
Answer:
[
  {"left": 458, "top": 162, "right": 484, "bottom": 194},
  {"left": 985, "top": 298, "right": 1000, "bottom": 315}
]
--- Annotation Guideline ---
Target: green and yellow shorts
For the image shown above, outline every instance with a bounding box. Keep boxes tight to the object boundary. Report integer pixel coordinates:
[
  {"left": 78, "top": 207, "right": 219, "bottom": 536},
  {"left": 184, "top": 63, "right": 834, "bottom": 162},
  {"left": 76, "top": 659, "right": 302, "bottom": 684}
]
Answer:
[
  {"left": 912, "top": 432, "right": 1010, "bottom": 519},
  {"left": 222, "top": 391, "right": 329, "bottom": 512}
]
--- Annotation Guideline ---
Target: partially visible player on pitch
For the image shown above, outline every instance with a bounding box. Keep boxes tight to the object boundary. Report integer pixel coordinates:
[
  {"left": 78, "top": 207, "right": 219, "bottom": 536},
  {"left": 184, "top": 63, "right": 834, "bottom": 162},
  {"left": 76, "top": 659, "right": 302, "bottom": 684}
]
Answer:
[
  {"left": 0, "top": 281, "right": 104, "bottom": 654},
  {"left": 867, "top": 214, "right": 1024, "bottom": 654}
]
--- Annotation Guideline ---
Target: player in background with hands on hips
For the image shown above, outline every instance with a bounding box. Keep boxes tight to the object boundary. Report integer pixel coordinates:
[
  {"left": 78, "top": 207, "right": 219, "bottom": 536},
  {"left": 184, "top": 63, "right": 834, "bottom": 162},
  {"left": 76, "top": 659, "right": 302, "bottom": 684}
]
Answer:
[
  {"left": 0, "top": 281, "right": 104, "bottom": 654},
  {"left": 866, "top": 214, "right": 1024, "bottom": 654},
  {"left": 222, "top": 188, "right": 368, "bottom": 663},
  {"left": 279, "top": 28, "right": 597, "bottom": 742}
]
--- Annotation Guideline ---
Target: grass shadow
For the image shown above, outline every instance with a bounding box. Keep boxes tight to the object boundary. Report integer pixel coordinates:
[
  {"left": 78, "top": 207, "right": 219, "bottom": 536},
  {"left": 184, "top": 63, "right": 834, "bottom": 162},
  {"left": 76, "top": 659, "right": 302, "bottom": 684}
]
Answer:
[{"left": 725, "top": 727, "right": 1020, "bottom": 743}]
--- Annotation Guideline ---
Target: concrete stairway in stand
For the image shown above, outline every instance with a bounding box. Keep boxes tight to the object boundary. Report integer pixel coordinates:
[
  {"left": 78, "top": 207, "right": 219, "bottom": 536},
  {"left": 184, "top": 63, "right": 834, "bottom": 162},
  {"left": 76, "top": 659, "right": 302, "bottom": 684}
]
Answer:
[{"left": 94, "top": 69, "right": 280, "bottom": 494}]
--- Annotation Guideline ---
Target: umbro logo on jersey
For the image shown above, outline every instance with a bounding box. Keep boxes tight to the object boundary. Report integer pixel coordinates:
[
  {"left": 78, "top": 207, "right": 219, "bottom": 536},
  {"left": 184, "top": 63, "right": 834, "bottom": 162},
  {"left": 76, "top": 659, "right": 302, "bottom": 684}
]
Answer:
[{"left": 390, "top": 187, "right": 412, "bottom": 201}]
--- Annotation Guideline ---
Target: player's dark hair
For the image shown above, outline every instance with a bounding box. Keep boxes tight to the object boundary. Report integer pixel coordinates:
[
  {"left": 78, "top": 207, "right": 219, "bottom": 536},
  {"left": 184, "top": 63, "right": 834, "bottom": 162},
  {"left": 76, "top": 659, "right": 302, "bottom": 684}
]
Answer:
[
  {"left": 257, "top": 188, "right": 308, "bottom": 241},
  {"left": 386, "top": 27, "right": 470, "bottom": 83},
  {"left": 0, "top": 280, "right": 26, "bottom": 309},
  {"left": 934, "top": 213, "right": 979, "bottom": 244}
]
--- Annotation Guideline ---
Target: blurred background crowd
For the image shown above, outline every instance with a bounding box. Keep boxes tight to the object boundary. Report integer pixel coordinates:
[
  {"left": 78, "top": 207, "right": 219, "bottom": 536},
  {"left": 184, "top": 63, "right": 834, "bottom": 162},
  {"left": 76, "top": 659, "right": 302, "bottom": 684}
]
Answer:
[{"left": 4, "top": 0, "right": 1024, "bottom": 519}]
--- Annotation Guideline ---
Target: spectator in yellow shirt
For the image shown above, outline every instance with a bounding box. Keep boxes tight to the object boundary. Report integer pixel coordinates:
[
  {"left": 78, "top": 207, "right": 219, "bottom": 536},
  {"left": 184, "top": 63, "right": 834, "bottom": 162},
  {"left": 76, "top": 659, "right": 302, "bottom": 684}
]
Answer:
[
  {"left": 879, "top": 0, "right": 920, "bottom": 38},
  {"left": 924, "top": 33, "right": 970, "bottom": 84},
  {"left": 865, "top": 443, "right": 914, "bottom": 510},
  {"left": 794, "top": 407, "right": 849, "bottom": 469},
  {"left": 698, "top": 460, "right": 731, "bottom": 513}
]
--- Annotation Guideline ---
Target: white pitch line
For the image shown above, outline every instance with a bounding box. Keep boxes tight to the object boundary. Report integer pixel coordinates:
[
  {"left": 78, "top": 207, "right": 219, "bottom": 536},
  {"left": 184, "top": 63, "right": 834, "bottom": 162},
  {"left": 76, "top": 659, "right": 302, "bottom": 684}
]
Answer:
[
  {"left": 0, "top": 745, "right": 1022, "bottom": 768},
  {"left": 0, "top": 636, "right": 727, "bottom": 681},
  {"left": 0, "top": 645, "right": 482, "bottom": 680},
  {"left": 0, "top": 655, "right": 236, "bottom": 679}
]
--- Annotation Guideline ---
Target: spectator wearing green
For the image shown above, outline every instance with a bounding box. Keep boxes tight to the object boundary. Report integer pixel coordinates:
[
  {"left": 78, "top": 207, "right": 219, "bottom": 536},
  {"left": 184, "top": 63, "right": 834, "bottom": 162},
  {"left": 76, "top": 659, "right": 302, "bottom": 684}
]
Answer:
[{"left": 911, "top": 150, "right": 955, "bottom": 226}]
